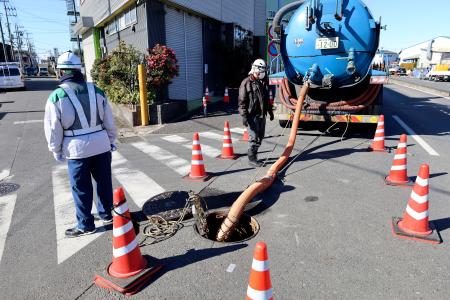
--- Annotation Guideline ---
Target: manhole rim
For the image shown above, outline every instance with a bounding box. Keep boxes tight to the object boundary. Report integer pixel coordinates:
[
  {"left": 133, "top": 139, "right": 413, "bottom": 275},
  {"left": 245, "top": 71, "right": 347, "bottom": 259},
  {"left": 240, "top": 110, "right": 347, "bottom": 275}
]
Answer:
[{"left": 193, "top": 209, "right": 260, "bottom": 244}]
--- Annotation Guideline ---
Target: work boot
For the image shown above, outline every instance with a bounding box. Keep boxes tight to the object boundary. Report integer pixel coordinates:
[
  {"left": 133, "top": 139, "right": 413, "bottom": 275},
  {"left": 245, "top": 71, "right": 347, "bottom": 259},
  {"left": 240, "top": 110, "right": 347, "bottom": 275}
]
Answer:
[{"left": 248, "top": 149, "right": 263, "bottom": 167}]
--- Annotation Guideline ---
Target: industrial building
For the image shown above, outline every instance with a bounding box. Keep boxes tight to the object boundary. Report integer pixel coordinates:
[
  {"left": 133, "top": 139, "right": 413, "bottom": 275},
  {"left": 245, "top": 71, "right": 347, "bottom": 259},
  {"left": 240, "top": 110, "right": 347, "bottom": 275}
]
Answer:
[
  {"left": 75, "top": 0, "right": 266, "bottom": 103},
  {"left": 399, "top": 36, "right": 450, "bottom": 69}
]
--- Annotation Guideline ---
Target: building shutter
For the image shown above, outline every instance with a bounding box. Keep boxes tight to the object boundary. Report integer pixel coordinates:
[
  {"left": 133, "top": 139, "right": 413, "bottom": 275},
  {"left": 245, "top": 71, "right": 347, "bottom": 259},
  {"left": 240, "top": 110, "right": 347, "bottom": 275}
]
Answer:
[
  {"left": 165, "top": 7, "right": 187, "bottom": 100},
  {"left": 185, "top": 13, "right": 203, "bottom": 100}
]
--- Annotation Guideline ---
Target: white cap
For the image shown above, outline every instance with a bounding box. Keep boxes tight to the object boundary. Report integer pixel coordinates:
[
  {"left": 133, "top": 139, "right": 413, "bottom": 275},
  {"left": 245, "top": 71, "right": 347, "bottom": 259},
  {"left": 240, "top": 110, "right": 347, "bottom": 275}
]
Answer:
[{"left": 57, "top": 51, "right": 82, "bottom": 70}]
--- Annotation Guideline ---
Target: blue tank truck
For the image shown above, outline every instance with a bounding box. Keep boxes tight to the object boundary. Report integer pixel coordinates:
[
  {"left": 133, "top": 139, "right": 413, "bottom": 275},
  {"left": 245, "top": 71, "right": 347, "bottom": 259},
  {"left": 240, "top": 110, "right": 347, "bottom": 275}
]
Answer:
[{"left": 270, "top": 0, "right": 387, "bottom": 127}]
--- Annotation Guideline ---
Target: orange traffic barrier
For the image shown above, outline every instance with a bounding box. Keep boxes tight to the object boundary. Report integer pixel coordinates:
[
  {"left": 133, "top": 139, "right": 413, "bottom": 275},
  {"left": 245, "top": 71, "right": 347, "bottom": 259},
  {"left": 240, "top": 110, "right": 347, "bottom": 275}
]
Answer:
[
  {"left": 369, "top": 115, "right": 386, "bottom": 152},
  {"left": 94, "top": 188, "right": 163, "bottom": 295},
  {"left": 224, "top": 87, "right": 230, "bottom": 103},
  {"left": 246, "top": 242, "right": 273, "bottom": 300},
  {"left": 242, "top": 129, "right": 249, "bottom": 141},
  {"left": 184, "top": 132, "right": 210, "bottom": 181},
  {"left": 391, "top": 164, "right": 441, "bottom": 244},
  {"left": 385, "top": 134, "right": 412, "bottom": 186},
  {"left": 204, "top": 86, "right": 209, "bottom": 102},
  {"left": 218, "top": 121, "right": 237, "bottom": 159}
]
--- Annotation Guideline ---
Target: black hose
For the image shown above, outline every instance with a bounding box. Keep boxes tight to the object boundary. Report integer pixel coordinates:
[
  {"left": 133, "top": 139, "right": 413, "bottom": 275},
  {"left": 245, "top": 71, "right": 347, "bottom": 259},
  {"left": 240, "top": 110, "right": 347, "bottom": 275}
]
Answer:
[{"left": 272, "top": 0, "right": 305, "bottom": 36}]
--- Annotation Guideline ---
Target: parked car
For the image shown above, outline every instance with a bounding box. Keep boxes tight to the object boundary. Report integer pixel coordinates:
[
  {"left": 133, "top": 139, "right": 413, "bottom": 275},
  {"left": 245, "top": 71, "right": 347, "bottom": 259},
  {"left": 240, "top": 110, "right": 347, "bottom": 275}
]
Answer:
[
  {"left": 38, "top": 67, "right": 49, "bottom": 76},
  {"left": 24, "top": 66, "right": 37, "bottom": 76},
  {"left": 397, "top": 68, "right": 407, "bottom": 76},
  {"left": 0, "top": 65, "right": 25, "bottom": 90}
]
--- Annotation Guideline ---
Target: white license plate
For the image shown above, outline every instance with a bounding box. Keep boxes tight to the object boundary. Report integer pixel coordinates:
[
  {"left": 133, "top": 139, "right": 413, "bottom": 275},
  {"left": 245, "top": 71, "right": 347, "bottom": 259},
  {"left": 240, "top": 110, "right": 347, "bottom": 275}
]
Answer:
[{"left": 315, "top": 37, "right": 339, "bottom": 50}]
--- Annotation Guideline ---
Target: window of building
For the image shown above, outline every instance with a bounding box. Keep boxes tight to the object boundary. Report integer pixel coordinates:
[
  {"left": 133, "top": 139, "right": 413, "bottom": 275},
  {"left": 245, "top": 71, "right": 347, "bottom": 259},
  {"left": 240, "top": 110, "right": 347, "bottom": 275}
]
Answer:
[{"left": 106, "top": 19, "right": 118, "bottom": 35}]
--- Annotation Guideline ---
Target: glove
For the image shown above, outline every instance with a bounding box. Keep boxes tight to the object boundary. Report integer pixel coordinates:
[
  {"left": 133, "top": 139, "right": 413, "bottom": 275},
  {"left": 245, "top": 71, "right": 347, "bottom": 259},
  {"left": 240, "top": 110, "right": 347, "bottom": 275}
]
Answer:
[
  {"left": 110, "top": 144, "right": 117, "bottom": 152},
  {"left": 269, "top": 112, "right": 274, "bottom": 121},
  {"left": 53, "top": 152, "right": 65, "bottom": 163},
  {"left": 242, "top": 115, "right": 248, "bottom": 127}
]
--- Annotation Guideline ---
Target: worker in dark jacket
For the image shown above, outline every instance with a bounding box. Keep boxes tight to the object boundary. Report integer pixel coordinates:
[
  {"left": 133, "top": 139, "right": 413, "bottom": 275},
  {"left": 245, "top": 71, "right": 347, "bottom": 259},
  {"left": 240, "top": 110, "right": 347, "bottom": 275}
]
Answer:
[{"left": 238, "top": 59, "right": 274, "bottom": 167}]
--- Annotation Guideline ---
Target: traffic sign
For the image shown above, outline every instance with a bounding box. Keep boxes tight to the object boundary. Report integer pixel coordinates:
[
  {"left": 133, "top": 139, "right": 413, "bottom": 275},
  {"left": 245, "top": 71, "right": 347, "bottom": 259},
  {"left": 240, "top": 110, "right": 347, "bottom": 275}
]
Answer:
[
  {"left": 268, "top": 41, "right": 278, "bottom": 57},
  {"left": 268, "top": 25, "right": 274, "bottom": 40}
]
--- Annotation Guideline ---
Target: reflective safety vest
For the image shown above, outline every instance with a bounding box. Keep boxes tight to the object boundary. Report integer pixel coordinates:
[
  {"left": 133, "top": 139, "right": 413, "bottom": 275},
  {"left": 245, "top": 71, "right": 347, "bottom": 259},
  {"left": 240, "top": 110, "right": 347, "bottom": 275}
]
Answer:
[{"left": 59, "top": 83, "right": 105, "bottom": 137}]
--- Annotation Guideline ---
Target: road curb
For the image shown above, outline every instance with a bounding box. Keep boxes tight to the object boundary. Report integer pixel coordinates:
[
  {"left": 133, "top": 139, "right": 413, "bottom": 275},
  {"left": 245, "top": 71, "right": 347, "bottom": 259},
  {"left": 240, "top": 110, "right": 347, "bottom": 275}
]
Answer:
[{"left": 389, "top": 79, "right": 450, "bottom": 97}]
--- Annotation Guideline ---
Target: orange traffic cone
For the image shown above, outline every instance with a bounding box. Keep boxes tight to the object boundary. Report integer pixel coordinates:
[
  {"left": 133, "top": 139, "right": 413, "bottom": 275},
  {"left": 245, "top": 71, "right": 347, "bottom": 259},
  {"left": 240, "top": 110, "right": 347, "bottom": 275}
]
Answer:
[
  {"left": 242, "top": 129, "right": 249, "bottom": 141},
  {"left": 391, "top": 164, "right": 441, "bottom": 244},
  {"left": 369, "top": 115, "right": 386, "bottom": 152},
  {"left": 246, "top": 242, "right": 273, "bottom": 300},
  {"left": 224, "top": 87, "right": 230, "bottom": 103},
  {"left": 218, "top": 121, "right": 237, "bottom": 159},
  {"left": 385, "top": 134, "right": 412, "bottom": 186},
  {"left": 205, "top": 86, "right": 209, "bottom": 102},
  {"left": 184, "top": 132, "right": 211, "bottom": 181},
  {"left": 94, "top": 188, "right": 163, "bottom": 295},
  {"left": 269, "top": 90, "right": 274, "bottom": 106}
]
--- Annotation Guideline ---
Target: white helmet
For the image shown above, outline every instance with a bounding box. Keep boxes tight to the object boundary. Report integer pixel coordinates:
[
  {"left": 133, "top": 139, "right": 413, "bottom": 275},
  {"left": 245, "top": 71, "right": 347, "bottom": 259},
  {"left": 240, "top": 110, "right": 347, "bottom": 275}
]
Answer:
[
  {"left": 249, "top": 59, "right": 267, "bottom": 75},
  {"left": 57, "top": 51, "right": 82, "bottom": 70}
]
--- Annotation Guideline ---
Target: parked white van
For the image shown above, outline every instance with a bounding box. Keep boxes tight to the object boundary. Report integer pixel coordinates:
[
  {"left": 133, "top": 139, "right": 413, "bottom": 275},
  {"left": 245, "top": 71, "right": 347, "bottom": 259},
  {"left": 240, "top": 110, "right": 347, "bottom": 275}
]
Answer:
[{"left": 0, "top": 64, "right": 25, "bottom": 90}]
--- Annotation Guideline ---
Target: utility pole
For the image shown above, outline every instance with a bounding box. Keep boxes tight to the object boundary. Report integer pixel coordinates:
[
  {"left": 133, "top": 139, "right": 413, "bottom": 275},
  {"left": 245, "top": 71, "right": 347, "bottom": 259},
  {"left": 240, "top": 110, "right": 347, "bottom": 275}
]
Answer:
[
  {"left": 0, "top": 12, "right": 8, "bottom": 62},
  {"left": 15, "top": 24, "right": 23, "bottom": 70},
  {"left": 1, "top": 0, "right": 16, "bottom": 61},
  {"left": 69, "top": 0, "right": 81, "bottom": 57}
]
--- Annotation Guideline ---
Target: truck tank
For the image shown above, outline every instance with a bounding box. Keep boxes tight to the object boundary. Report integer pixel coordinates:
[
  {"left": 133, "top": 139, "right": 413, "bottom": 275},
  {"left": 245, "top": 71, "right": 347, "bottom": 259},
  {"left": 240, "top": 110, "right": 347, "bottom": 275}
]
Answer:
[{"left": 271, "top": 0, "right": 386, "bottom": 125}]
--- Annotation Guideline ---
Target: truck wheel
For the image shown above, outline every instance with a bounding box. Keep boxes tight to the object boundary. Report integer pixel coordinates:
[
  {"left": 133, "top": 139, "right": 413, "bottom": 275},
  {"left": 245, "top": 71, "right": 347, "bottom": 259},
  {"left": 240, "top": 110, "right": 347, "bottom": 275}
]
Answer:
[{"left": 279, "top": 120, "right": 292, "bottom": 128}]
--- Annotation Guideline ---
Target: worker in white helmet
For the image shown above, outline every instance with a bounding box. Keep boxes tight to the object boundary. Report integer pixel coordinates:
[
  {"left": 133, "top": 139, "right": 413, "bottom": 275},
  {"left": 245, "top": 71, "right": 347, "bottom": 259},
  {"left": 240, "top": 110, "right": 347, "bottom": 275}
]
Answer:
[
  {"left": 44, "top": 51, "right": 117, "bottom": 237},
  {"left": 238, "top": 59, "right": 274, "bottom": 167}
]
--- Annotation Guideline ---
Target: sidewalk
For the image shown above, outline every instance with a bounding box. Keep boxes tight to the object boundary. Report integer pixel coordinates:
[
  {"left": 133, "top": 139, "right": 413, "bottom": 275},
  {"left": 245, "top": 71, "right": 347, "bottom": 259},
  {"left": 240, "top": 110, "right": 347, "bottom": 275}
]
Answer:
[{"left": 389, "top": 76, "right": 450, "bottom": 97}]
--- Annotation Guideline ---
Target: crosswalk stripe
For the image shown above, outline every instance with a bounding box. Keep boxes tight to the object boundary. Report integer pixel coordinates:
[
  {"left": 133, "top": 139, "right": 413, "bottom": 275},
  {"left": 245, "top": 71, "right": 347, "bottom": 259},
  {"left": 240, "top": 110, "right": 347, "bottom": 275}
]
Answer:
[
  {"left": 230, "top": 127, "right": 245, "bottom": 134},
  {"left": 0, "top": 193, "right": 17, "bottom": 265},
  {"left": 161, "top": 135, "right": 221, "bottom": 158},
  {"left": 52, "top": 165, "right": 105, "bottom": 265},
  {"left": 0, "top": 169, "right": 10, "bottom": 181},
  {"left": 200, "top": 131, "right": 224, "bottom": 141},
  {"left": 130, "top": 141, "right": 190, "bottom": 176},
  {"left": 112, "top": 151, "right": 165, "bottom": 208}
]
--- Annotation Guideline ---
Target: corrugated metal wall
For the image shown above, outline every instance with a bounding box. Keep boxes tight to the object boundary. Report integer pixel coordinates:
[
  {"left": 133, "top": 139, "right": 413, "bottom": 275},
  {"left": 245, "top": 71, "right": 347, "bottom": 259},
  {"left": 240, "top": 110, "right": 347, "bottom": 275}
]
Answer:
[
  {"left": 165, "top": 6, "right": 203, "bottom": 101},
  {"left": 119, "top": 4, "right": 149, "bottom": 53},
  {"left": 254, "top": 0, "right": 266, "bottom": 37},
  {"left": 146, "top": 0, "right": 166, "bottom": 48}
]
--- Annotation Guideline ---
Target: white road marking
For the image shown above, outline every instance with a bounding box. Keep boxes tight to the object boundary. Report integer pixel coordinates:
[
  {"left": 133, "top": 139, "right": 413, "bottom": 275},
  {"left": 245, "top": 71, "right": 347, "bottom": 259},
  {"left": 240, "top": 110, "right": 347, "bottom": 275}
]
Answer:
[
  {"left": 52, "top": 165, "right": 105, "bottom": 264},
  {"left": 230, "top": 127, "right": 245, "bottom": 134},
  {"left": 392, "top": 115, "right": 440, "bottom": 156},
  {"left": 13, "top": 120, "right": 43, "bottom": 125},
  {"left": 0, "top": 193, "right": 17, "bottom": 264},
  {"left": 161, "top": 135, "right": 221, "bottom": 158},
  {"left": 112, "top": 151, "right": 165, "bottom": 208},
  {"left": 226, "top": 263, "right": 236, "bottom": 273},
  {"left": 294, "top": 232, "right": 300, "bottom": 247},
  {"left": 130, "top": 141, "right": 190, "bottom": 176},
  {"left": 0, "top": 169, "right": 10, "bottom": 181},
  {"left": 200, "top": 131, "right": 224, "bottom": 141},
  {"left": 392, "top": 81, "right": 450, "bottom": 100}
]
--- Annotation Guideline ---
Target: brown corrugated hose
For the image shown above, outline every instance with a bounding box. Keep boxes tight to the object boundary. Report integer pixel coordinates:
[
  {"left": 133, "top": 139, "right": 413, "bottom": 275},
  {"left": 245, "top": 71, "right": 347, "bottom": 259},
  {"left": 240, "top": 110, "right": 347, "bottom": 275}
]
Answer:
[{"left": 216, "top": 82, "right": 310, "bottom": 242}]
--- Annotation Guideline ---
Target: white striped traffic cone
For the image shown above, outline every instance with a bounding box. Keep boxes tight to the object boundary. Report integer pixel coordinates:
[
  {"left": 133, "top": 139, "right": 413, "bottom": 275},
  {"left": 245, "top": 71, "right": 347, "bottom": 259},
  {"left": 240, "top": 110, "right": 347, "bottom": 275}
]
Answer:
[
  {"left": 369, "top": 115, "right": 386, "bottom": 152},
  {"left": 218, "top": 121, "right": 237, "bottom": 159},
  {"left": 385, "top": 134, "right": 412, "bottom": 185},
  {"left": 246, "top": 242, "right": 273, "bottom": 300}
]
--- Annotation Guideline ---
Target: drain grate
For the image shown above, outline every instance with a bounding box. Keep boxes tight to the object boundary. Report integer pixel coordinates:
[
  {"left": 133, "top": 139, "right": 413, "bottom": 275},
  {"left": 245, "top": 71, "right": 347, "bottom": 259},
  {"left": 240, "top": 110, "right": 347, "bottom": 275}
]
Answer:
[{"left": 0, "top": 183, "right": 20, "bottom": 196}]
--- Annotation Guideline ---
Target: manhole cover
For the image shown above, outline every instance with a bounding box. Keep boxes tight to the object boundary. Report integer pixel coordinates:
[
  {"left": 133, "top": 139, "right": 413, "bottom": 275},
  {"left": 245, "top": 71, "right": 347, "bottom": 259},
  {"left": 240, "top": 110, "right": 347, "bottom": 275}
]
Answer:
[
  {"left": 194, "top": 210, "right": 260, "bottom": 243},
  {"left": 0, "top": 183, "right": 20, "bottom": 196},
  {"left": 142, "top": 191, "right": 192, "bottom": 221}
]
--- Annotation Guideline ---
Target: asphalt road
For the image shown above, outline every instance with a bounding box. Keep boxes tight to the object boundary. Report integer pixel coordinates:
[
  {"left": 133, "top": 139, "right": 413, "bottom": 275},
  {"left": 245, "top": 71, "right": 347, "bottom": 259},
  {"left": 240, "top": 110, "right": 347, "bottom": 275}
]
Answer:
[{"left": 0, "top": 78, "right": 449, "bottom": 299}]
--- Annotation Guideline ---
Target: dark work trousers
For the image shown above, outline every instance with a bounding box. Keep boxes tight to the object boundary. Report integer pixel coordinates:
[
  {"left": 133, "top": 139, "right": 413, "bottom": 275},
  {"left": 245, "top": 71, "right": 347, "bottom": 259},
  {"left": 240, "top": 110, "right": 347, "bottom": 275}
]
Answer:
[
  {"left": 247, "top": 115, "right": 266, "bottom": 152},
  {"left": 67, "top": 151, "right": 113, "bottom": 231}
]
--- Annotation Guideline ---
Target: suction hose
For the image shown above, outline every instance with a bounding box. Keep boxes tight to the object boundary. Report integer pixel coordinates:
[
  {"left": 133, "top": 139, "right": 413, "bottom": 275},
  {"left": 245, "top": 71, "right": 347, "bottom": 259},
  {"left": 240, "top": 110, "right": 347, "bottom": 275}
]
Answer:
[
  {"left": 216, "top": 82, "right": 310, "bottom": 242},
  {"left": 272, "top": 1, "right": 305, "bottom": 36}
]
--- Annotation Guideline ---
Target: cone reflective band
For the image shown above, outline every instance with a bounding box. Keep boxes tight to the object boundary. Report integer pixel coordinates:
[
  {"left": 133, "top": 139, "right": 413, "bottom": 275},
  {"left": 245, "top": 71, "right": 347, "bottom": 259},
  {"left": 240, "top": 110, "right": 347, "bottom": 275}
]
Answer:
[
  {"left": 184, "top": 132, "right": 210, "bottom": 181},
  {"left": 205, "top": 86, "right": 209, "bottom": 102},
  {"left": 269, "top": 90, "right": 274, "bottom": 106},
  {"left": 246, "top": 242, "right": 273, "bottom": 300},
  {"left": 385, "top": 134, "right": 411, "bottom": 185},
  {"left": 224, "top": 87, "right": 230, "bottom": 103},
  {"left": 202, "top": 97, "right": 207, "bottom": 108},
  {"left": 218, "top": 121, "right": 237, "bottom": 159},
  {"left": 391, "top": 164, "right": 441, "bottom": 244},
  {"left": 94, "top": 187, "right": 163, "bottom": 295},
  {"left": 369, "top": 115, "right": 386, "bottom": 152}
]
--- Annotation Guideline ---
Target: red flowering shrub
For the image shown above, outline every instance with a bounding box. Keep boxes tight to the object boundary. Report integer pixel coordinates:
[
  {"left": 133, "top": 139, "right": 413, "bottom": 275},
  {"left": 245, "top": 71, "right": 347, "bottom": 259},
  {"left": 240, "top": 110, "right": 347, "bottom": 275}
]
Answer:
[{"left": 146, "top": 44, "right": 179, "bottom": 88}]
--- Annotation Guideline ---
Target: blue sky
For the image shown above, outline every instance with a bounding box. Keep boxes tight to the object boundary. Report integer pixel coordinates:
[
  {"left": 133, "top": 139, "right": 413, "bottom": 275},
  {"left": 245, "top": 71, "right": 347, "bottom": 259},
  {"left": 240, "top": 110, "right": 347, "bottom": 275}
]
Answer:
[{"left": 5, "top": 0, "right": 450, "bottom": 59}]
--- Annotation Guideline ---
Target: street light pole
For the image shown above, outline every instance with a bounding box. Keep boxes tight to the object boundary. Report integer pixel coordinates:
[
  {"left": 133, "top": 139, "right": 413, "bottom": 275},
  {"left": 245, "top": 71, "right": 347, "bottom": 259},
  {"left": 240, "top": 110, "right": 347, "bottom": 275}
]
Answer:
[
  {"left": 0, "top": 13, "right": 8, "bottom": 62},
  {"left": 72, "top": 0, "right": 81, "bottom": 57}
]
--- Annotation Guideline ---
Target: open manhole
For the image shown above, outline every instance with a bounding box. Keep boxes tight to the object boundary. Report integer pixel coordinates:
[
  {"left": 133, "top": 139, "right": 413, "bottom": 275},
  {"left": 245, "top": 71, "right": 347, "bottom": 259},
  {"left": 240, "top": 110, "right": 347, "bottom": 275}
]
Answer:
[
  {"left": 194, "top": 210, "right": 260, "bottom": 243},
  {"left": 0, "top": 183, "right": 20, "bottom": 196},
  {"left": 142, "top": 191, "right": 192, "bottom": 221}
]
